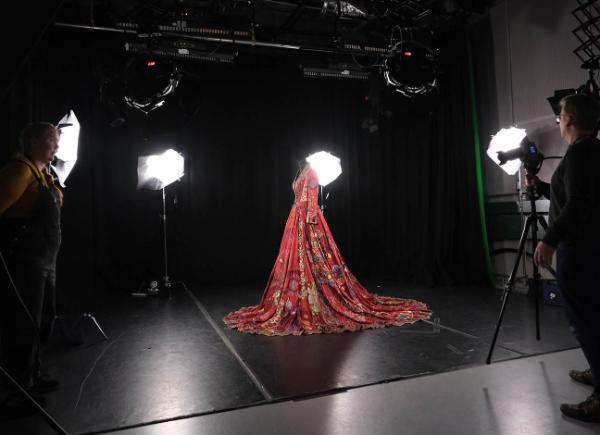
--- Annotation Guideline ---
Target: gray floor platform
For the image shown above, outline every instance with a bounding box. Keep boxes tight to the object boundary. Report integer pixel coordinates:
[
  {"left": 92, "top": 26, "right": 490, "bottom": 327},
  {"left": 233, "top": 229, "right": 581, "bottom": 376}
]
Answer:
[
  {"left": 0, "top": 284, "right": 585, "bottom": 434},
  {"left": 115, "top": 349, "right": 600, "bottom": 435}
]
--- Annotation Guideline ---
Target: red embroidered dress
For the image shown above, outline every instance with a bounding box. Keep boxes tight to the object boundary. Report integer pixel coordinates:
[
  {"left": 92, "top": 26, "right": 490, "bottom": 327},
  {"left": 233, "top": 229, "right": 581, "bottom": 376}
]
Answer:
[{"left": 224, "top": 165, "right": 431, "bottom": 335}]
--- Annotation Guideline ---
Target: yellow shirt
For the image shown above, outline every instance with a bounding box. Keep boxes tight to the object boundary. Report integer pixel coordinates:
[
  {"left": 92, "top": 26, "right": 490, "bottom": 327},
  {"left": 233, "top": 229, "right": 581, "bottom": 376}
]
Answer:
[{"left": 0, "top": 155, "right": 63, "bottom": 218}]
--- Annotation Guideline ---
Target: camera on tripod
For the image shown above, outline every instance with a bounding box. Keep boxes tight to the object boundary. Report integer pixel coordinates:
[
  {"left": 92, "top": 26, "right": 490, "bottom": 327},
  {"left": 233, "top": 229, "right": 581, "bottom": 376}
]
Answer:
[
  {"left": 485, "top": 129, "right": 552, "bottom": 364},
  {"left": 497, "top": 137, "right": 544, "bottom": 175}
]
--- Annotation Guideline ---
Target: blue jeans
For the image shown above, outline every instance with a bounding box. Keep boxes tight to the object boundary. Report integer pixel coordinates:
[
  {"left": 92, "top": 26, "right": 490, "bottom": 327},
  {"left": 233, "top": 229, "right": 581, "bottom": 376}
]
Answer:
[
  {"left": 556, "top": 243, "right": 600, "bottom": 394},
  {"left": 0, "top": 257, "right": 56, "bottom": 388}
]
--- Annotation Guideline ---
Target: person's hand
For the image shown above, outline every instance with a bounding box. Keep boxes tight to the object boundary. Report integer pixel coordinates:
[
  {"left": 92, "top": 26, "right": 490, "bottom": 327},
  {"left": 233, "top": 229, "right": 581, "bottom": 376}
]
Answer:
[
  {"left": 533, "top": 241, "right": 555, "bottom": 269},
  {"left": 524, "top": 174, "right": 540, "bottom": 189}
]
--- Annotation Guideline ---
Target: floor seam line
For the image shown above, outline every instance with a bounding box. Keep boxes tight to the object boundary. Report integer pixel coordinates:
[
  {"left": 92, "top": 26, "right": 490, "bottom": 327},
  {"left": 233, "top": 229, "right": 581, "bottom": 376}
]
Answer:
[{"left": 183, "top": 286, "right": 274, "bottom": 401}]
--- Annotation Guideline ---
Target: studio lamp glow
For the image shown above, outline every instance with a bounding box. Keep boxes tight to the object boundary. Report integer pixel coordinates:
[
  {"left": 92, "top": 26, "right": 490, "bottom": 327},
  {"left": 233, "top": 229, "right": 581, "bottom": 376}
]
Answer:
[
  {"left": 137, "top": 148, "right": 184, "bottom": 190},
  {"left": 306, "top": 151, "right": 342, "bottom": 186},
  {"left": 487, "top": 127, "right": 527, "bottom": 175}
]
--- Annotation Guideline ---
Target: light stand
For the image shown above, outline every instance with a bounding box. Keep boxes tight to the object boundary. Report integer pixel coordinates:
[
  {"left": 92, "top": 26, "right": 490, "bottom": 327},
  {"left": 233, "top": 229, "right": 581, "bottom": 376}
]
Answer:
[
  {"left": 319, "top": 186, "right": 330, "bottom": 213},
  {"left": 147, "top": 179, "right": 186, "bottom": 300},
  {"left": 137, "top": 149, "right": 185, "bottom": 299},
  {"left": 486, "top": 175, "right": 553, "bottom": 364},
  {"left": 53, "top": 111, "right": 107, "bottom": 343},
  {"left": 160, "top": 186, "right": 173, "bottom": 298}
]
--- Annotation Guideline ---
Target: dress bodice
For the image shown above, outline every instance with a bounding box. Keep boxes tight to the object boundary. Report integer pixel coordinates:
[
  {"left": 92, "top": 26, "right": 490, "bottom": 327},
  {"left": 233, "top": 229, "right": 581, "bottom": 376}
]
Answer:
[{"left": 292, "top": 165, "right": 319, "bottom": 205}]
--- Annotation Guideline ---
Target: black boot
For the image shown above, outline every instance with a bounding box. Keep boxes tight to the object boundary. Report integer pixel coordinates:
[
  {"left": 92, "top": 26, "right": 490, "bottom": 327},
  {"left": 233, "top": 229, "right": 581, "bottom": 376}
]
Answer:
[
  {"left": 569, "top": 368, "right": 595, "bottom": 386},
  {"left": 0, "top": 392, "right": 46, "bottom": 421},
  {"left": 560, "top": 393, "right": 600, "bottom": 422}
]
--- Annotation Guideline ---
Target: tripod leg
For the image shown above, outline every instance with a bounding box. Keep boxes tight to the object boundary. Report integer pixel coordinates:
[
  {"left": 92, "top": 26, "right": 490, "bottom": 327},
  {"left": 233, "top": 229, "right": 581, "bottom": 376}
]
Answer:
[
  {"left": 84, "top": 313, "right": 108, "bottom": 341},
  {"left": 530, "top": 215, "right": 546, "bottom": 341},
  {"left": 532, "top": 265, "right": 542, "bottom": 341},
  {"left": 166, "top": 280, "right": 172, "bottom": 300},
  {"left": 486, "top": 216, "right": 533, "bottom": 364},
  {"left": 536, "top": 216, "right": 557, "bottom": 277},
  {"left": 537, "top": 215, "right": 548, "bottom": 230}
]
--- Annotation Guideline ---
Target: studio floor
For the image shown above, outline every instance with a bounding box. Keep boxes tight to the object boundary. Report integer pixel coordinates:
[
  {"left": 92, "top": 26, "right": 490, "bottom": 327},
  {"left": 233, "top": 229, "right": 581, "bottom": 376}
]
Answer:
[{"left": 1, "top": 281, "right": 594, "bottom": 435}]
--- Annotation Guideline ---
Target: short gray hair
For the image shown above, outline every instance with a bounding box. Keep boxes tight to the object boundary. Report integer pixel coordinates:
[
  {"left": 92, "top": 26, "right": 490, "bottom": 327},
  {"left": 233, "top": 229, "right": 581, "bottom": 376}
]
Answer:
[
  {"left": 18, "top": 122, "right": 55, "bottom": 154},
  {"left": 560, "top": 94, "right": 600, "bottom": 132}
]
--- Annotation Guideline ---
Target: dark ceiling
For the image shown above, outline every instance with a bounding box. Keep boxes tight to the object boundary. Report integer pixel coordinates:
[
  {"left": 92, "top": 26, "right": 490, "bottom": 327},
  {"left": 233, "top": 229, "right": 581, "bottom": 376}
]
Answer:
[
  {"left": 44, "top": 0, "right": 500, "bottom": 112},
  {"left": 55, "top": 0, "right": 499, "bottom": 57}
]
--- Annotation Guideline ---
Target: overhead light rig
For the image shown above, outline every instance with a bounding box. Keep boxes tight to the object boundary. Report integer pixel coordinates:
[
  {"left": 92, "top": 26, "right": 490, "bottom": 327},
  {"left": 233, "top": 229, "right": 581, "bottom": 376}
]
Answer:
[
  {"left": 124, "top": 40, "right": 236, "bottom": 64},
  {"left": 58, "top": 20, "right": 437, "bottom": 97},
  {"left": 303, "top": 65, "right": 370, "bottom": 80},
  {"left": 116, "top": 21, "right": 251, "bottom": 39},
  {"left": 55, "top": 0, "right": 447, "bottom": 99}
]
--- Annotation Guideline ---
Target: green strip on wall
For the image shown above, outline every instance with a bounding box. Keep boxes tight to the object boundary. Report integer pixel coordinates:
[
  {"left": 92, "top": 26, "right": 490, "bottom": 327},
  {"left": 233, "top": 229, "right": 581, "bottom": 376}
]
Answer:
[{"left": 466, "top": 29, "right": 495, "bottom": 285}]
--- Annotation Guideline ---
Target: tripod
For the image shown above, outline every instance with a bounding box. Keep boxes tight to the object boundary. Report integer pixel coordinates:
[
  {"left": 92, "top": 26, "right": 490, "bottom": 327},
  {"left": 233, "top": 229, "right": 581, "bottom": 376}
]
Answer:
[
  {"left": 486, "top": 182, "right": 549, "bottom": 364},
  {"left": 0, "top": 249, "right": 108, "bottom": 346},
  {"left": 0, "top": 251, "right": 93, "bottom": 434}
]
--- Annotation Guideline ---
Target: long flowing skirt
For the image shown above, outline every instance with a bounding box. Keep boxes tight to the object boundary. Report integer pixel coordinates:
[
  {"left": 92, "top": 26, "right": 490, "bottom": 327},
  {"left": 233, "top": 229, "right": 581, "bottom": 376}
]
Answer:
[{"left": 224, "top": 202, "right": 431, "bottom": 335}]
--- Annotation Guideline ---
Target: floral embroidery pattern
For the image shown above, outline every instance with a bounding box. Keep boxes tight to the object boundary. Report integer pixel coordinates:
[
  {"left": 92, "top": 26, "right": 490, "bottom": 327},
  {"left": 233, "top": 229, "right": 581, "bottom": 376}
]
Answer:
[{"left": 223, "top": 166, "right": 431, "bottom": 335}]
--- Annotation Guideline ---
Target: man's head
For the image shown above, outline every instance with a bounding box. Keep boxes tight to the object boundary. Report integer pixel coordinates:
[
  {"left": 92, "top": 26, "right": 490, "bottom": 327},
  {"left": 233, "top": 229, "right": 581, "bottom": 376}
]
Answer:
[
  {"left": 19, "top": 123, "right": 60, "bottom": 165},
  {"left": 558, "top": 94, "right": 600, "bottom": 143}
]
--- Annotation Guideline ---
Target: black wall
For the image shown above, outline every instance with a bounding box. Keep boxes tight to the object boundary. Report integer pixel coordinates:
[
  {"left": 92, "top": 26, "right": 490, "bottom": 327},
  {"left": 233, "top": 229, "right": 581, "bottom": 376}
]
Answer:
[{"left": 2, "top": 26, "right": 489, "bottom": 311}]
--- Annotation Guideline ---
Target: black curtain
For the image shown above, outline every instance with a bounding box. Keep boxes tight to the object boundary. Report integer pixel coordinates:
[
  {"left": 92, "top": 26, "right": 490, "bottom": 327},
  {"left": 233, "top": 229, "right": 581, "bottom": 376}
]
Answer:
[{"left": 2, "top": 26, "right": 489, "bottom": 310}]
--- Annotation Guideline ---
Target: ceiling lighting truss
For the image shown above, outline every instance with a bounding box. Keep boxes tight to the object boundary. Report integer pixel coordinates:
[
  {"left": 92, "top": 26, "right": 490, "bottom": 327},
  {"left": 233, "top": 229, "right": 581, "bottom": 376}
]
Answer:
[
  {"left": 572, "top": 0, "right": 600, "bottom": 68},
  {"left": 125, "top": 40, "right": 235, "bottom": 64},
  {"left": 116, "top": 21, "right": 251, "bottom": 38},
  {"left": 303, "top": 65, "right": 369, "bottom": 80}
]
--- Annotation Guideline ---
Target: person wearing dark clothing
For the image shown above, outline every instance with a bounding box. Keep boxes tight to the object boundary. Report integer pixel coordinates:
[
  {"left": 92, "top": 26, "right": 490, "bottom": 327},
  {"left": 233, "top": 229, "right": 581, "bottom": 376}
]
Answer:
[
  {"left": 0, "top": 122, "right": 62, "bottom": 417},
  {"left": 530, "top": 94, "right": 600, "bottom": 422}
]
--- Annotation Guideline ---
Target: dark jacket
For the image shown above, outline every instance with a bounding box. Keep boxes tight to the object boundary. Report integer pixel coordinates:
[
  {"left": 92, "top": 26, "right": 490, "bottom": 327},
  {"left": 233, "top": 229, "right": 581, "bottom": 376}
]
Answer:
[{"left": 542, "top": 136, "right": 600, "bottom": 248}]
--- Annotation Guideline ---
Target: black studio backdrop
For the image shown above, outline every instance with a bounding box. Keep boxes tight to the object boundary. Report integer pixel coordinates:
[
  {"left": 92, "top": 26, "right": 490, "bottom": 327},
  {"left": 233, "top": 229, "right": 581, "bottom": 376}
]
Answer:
[{"left": 2, "top": 27, "right": 489, "bottom": 310}]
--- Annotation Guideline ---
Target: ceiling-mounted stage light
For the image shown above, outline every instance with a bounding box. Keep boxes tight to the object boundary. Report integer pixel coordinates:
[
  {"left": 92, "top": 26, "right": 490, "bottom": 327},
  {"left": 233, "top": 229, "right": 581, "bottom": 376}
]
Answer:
[
  {"left": 321, "top": 0, "right": 367, "bottom": 17},
  {"left": 383, "top": 40, "right": 437, "bottom": 98},
  {"left": 124, "top": 54, "right": 182, "bottom": 115}
]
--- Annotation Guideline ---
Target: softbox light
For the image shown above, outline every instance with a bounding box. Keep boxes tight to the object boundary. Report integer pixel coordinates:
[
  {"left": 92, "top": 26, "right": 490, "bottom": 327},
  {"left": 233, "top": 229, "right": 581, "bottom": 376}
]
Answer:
[
  {"left": 306, "top": 151, "right": 342, "bottom": 186},
  {"left": 487, "top": 127, "right": 527, "bottom": 175},
  {"left": 137, "top": 149, "right": 184, "bottom": 190},
  {"left": 52, "top": 110, "right": 80, "bottom": 187}
]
